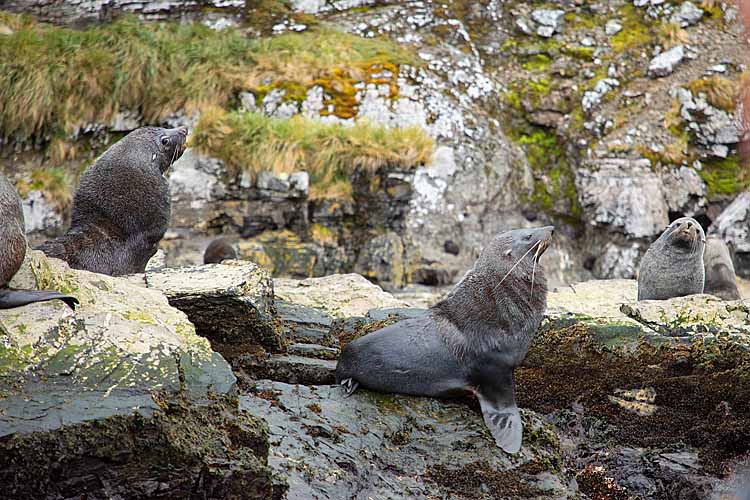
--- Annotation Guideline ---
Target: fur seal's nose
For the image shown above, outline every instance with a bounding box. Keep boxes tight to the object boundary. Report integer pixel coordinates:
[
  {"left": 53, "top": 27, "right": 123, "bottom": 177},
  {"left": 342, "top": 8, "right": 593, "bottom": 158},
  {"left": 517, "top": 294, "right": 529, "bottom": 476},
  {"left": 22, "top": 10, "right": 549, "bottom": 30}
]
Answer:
[{"left": 177, "top": 126, "right": 188, "bottom": 137}]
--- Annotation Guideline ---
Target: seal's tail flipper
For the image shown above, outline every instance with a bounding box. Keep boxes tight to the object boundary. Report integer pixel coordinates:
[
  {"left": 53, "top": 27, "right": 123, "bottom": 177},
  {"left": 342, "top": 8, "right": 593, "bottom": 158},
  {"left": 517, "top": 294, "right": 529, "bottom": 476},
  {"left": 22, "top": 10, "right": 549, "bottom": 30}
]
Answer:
[
  {"left": 339, "top": 378, "right": 359, "bottom": 398},
  {"left": 477, "top": 394, "right": 523, "bottom": 454},
  {"left": 0, "top": 289, "right": 79, "bottom": 310}
]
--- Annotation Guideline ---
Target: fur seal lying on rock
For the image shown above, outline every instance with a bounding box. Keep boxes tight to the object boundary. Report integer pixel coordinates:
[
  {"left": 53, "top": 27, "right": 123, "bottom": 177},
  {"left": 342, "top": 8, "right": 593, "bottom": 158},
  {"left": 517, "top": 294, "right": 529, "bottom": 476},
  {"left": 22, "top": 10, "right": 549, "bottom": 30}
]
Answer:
[
  {"left": 203, "top": 238, "right": 237, "bottom": 264},
  {"left": 637, "top": 217, "right": 705, "bottom": 301},
  {"left": 336, "top": 226, "right": 554, "bottom": 454},
  {"left": 37, "top": 126, "right": 187, "bottom": 276},
  {"left": 703, "top": 236, "right": 741, "bottom": 301},
  {"left": 0, "top": 174, "right": 78, "bottom": 310}
]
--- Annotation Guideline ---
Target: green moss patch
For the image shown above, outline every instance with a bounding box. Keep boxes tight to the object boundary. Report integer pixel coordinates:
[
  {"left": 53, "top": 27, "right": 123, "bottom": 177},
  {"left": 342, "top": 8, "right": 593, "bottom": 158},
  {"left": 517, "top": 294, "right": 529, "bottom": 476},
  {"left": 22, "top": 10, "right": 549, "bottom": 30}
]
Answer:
[
  {"left": 191, "top": 108, "right": 433, "bottom": 200},
  {"left": 699, "top": 155, "right": 748, "bottom": 198},
  {"left": 611, "top": 4, "right": 654, "bottom": 54}
]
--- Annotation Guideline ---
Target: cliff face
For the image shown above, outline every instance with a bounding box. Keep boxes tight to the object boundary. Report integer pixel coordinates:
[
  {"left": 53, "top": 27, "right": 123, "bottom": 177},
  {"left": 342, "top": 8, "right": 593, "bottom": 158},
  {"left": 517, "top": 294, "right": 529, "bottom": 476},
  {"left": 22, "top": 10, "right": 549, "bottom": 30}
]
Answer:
[{"left": 0, "top": 0, "right": 747, "bottom": 290}]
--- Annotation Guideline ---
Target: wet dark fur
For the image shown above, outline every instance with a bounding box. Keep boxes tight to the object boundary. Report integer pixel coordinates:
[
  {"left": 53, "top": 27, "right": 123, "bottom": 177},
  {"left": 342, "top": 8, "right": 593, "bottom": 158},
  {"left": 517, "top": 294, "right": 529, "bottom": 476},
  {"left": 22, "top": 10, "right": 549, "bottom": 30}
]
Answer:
[
  {"left": 37, "top": 127, "right": 187, "bottom": 276},
  {"left": 203, "top": 238, "right": 237, "bottom": 264},
  {"left": 638, "top": 217, "right": 705, "bottom": 301},
  {"left": 703, "top": 236, "right": 741, "bottom": 301},
  {"left": 335, "top": 226, "right": 553, "bottom": 453},
  {"left": 0, "top": 174, "right": 78, "bottom": 309}
]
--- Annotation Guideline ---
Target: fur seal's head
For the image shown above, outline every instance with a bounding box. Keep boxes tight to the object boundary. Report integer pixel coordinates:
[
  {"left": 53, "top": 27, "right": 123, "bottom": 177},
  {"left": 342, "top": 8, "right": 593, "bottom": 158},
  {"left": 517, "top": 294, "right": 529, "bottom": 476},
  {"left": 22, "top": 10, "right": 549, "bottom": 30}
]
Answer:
[
  {"left": 204, "top": 238, "right": 237, "bottom": 264},
  {"left": 477, "top": 225, "right": 555, "bottom": 283},
  {"left": 659, "top": 217, "right": 705, "bottom": 253},
  {"left": 124, "top": 126, "right": 188, "bottom": 174}
]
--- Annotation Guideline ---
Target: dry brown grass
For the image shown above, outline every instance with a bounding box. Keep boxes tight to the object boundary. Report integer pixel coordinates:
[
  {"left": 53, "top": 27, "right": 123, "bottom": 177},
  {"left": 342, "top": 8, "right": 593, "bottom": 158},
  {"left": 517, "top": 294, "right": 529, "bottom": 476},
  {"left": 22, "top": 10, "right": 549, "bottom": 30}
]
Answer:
[
  {"left": 687, "top": 76, "right": 739, "bottom": 113},
  {"left": 190, "top": 108, "right": 434, "bottom": 200}
]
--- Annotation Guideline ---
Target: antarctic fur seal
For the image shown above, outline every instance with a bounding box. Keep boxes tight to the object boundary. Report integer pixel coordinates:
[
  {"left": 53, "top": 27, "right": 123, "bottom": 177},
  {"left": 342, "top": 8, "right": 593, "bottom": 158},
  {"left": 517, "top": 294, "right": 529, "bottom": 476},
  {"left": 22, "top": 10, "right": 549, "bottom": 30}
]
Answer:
[
  {"left": 703, "top": 236, "right": 741, "bottom": 300},
  {"left": 335, "top": 226, "right": 554, "bottom": 454},
  {"left": 637, "top": 217, "right": 705, "bottom": 301},
  {"left": 0, "top": 174, "right": 78, "bottom": 310},
  {"left": 203, "top": 238, "right": 237, "bottom": 264},
  {"left": 37, "top": 126, "right": 187, "bottom": 276}
]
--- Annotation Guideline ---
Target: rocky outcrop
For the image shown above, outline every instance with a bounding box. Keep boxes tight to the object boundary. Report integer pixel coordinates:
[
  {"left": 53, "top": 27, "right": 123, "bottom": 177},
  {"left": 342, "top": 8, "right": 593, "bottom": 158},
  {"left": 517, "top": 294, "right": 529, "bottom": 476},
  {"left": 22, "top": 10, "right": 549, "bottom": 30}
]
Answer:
[{"left": 0, "top": 251, "right": 273, "bottom": 498}]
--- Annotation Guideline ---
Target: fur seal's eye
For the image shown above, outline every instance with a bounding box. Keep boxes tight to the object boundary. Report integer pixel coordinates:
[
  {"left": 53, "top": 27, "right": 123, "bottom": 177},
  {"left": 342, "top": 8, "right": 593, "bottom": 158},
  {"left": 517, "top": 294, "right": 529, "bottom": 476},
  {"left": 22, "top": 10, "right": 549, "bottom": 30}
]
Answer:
[
  {"left": 505, "top": 249, "right": 512, "bottom": 256},
  {"left": 160, "top": 136, "right": 169, "bottom": 146}
]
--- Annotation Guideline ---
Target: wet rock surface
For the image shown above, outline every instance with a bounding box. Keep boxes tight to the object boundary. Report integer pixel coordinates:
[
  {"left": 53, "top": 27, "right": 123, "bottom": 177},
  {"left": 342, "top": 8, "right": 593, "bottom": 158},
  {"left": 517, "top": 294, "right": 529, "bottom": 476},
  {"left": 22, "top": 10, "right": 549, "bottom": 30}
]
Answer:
[{"left": 0, "top": 252, "right": 272, "bottom": 498}]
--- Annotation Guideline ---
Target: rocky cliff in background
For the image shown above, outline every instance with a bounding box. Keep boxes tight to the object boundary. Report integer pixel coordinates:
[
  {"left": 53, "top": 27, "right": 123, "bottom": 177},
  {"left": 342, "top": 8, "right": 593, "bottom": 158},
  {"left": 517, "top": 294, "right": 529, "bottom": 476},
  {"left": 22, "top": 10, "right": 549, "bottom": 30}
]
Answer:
[{"left": 1, "top": 0, "right": 748, "bottom": 289}]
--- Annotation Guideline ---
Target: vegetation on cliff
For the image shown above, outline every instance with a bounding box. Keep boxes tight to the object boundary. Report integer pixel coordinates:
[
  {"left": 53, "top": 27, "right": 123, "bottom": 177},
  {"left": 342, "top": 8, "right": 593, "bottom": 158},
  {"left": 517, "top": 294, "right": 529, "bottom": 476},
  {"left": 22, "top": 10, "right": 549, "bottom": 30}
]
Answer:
[{"left": 191, "top": 107, "right": 433, "bottom": 199}]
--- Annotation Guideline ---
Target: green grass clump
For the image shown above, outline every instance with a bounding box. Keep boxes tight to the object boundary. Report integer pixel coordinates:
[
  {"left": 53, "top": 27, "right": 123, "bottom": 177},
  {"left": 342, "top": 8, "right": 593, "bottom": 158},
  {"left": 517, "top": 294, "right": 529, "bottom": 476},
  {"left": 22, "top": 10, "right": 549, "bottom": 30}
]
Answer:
[
  {"left": 522, "top": 54, "right": 552, "bottom": 72},
  {"left": 190, "top": 108, "right": 434, "bottom": 200},
  {"left": 0, "top": 12, "right": 419, "bottom": 145},
  {"left": 611, "top": 4, "right": 654, "bottom": 53},
  {"left": 699, "top": 155, "right": 749, "bottom": 197}
]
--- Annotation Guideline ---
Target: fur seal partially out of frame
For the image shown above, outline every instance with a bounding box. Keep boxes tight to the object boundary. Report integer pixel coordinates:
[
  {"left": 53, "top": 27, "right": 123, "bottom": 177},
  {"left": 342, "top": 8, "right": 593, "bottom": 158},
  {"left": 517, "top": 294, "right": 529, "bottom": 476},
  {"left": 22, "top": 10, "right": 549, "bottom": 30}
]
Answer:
[
  {"left": 703, "top": 236, "right": 741, "bottom": 301},
  {"left": 637, "top": 217, "right": 705, "bottom": 301},
  {"left": 0, "top": 173, "right": 78, "bottom": 310},
  {"left": 335, "top": 226, "right": 554, "bottom": 454},
  {"left": 203, "top": 238, "right": 237, "bottom": 264},
  {"left": 37, "top": 126, "right": 187, "bottom": 276}
]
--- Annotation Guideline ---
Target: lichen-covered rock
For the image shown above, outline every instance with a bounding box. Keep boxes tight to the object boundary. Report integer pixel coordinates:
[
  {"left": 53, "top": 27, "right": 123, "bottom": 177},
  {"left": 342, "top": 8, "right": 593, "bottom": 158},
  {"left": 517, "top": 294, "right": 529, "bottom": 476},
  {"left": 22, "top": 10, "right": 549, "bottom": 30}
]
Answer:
[
  {"left": 274, "top": 273, "right": 408, "bottom": 318},
  {"left": 146, "top": 260, "right": 282, "bottom": 357},
  {"left": 241, "top": 381, "right": 576, "bottom": 499},
  {"left": 0, "top": 251, "right": 272, "bottom": 498}
]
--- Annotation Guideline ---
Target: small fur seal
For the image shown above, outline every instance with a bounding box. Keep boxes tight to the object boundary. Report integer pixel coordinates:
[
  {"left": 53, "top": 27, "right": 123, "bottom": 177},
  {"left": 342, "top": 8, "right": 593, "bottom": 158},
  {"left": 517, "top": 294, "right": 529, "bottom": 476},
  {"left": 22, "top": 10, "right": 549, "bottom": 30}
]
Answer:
[
  {"left": 703, "top": 236, "right": 741, "bottom": 300},
  {"left": 37, "top": 126, "right": 187, "bottom": 276},
  {"left": 336, "top": 226, "right": 554, "bottom": 454},
  {"left": 637, "top": 217, "right": 705, "bottom": 301},
  {"left": 0, "top": 173, "right": 78, "bottom": 310},
  {"left": 203, "top": 238, "right": 237, "bottom": 264}
]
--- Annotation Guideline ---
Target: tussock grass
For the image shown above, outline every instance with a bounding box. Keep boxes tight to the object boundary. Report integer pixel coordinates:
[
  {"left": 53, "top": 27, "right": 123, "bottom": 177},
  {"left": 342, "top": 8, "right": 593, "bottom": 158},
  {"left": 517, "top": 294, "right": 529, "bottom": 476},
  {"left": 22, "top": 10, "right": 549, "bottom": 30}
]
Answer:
[
  {"left": 686, "top": 76, "right": 739, "bottom": 113},
  {"left": 190, "top": 108, "right": 433, "bottom": 200},
  {"left": 15, "top": 167, "right": 73, "bottom": 210},
  {"left": 0, "top": 12, "right": 418, "bottom": 144}
]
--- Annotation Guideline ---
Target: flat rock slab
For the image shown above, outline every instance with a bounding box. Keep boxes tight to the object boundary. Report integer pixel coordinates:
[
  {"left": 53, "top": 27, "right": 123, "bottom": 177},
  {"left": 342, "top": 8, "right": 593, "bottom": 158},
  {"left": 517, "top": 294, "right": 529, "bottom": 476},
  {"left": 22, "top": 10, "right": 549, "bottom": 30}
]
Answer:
[
  {"left": 276, "top": 300, "right": 334, "bottom": 345},
  {"left": 239, "top": 355, "right": 337, "bottom": 385},
  {"left": 274, "top": 274, "right": 408, "bottom": 318},
  {"left": 147, "top": 260, "right": 282, "bottom": 355},
  {"left": 288, "top": 343, "right": 339, "bottom": 359},
  {"left": 241, "top": 381, "right": 577, "bottom": 500}
]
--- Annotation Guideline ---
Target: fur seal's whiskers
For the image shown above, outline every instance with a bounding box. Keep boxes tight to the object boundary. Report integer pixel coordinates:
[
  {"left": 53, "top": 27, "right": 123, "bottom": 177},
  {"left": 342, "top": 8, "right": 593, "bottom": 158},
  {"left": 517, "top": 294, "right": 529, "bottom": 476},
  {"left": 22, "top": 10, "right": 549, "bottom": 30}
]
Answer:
[{"left": 494, "top": 239, "right": 541, "bottom": 292}]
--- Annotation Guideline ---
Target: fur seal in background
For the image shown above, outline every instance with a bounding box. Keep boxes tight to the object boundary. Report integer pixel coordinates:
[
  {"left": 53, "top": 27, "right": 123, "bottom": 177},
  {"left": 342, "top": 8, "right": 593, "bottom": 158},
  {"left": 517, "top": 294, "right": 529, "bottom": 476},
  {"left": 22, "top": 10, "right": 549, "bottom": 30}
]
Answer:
[
  {"left": 637, "top": 217, "right": 705, "bottom": 301},
  {"left": 37, "top": 126, "right": 187, "bottom": 276},
  {"left": 0, "top": 174, "right": 78, "bottom": 310},
  {"left": 203, "top": 238, "right": 237, "bottom": 264},
  {"left": 336, "top": 226, "right": 554, "bottom": 454},
  {"left": 703, "top": 236, "right": 741, "bottom": 300}
]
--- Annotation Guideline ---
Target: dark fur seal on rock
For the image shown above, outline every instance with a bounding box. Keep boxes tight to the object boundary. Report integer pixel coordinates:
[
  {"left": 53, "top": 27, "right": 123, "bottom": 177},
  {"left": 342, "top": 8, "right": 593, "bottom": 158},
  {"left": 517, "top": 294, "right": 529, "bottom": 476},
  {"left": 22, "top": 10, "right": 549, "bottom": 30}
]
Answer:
[
  {"left": 637, "top": 217, "right": 705, "bottom": 301},
  {"left": 703, "top": 236, "right": 741, "bottom": 301},
  {"left": 37, "top": 126, "right": 187, "bottom": 276},
  {"left": 203, "top": 238, "right": 237, "bottom": 264},
  {"left": 0, "top": 174, "right": 78, "bottom": 309},
  {"left": 336, "top": 226, "right": 554, "bottom": 454}
]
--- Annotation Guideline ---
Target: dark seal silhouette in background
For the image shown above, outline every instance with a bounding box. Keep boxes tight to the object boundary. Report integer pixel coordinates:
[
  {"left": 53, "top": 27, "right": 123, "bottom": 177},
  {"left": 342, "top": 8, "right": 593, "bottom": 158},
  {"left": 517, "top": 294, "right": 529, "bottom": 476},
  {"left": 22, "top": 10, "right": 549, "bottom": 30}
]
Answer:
[
  {"left": 637, "top": 217, "right": 705, "bottom": 301},
  {"left": 37, "top": 126, "right": 187, "bottom": 276},
  {"left": 203, "top": 238, "right": 237, "bottom": 264},
  {"left": 0, "top": 173, "right": 78, "bottom": 310},
  {"left": 336, "top": 226, "right": 554, "bottom": 454},
  {"left": 703, "top": 236, "right": 742, "bottom": 300}
]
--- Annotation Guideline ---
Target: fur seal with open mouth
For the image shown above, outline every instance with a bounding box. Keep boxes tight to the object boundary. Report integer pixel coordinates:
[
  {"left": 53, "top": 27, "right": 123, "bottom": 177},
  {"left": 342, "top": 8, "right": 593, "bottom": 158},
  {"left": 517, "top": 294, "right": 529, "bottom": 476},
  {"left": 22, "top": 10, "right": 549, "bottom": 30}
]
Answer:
[
  {"left": 37, "top": 126, "right": 188, "bottom": 276},
  {"left": 335, "top": 226, "right": 554, "bottom": 454},
  {"left": 637, "top": 217, "right": 705, "bottom": 301},
  {"left": 0, "top": 173, "right": 78, "bottom": 310},
  {"left": 703, "top": 236, "right": 741, "bottom": 301}
]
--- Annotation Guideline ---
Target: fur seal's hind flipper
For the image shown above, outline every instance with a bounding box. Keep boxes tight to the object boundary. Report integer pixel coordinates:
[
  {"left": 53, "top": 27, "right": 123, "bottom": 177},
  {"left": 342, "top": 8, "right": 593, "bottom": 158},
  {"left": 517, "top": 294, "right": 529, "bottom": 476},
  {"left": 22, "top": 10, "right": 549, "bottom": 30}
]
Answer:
[
  {"left": 0, "top": 289, "right": 79, "bottom": 310},
  {"left": 477, "top": 395, "right": 523, "bottom": 454},
  {"left": 339, "top": 378, "right": 359, "bottom": 398}
]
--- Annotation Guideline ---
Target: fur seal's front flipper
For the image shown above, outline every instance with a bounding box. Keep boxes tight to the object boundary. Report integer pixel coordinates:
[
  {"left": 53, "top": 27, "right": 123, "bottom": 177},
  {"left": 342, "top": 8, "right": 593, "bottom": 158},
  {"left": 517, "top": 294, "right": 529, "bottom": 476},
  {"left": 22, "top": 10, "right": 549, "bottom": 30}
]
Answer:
[
  {"left": 473, "top": 358, "right": 522, "bottom": 454},
  {"left": 0, "top": 288, "right": 79, "bottom": 310},
  {"left": 477, "top": 395, "right": 522, "bottom": 454}
]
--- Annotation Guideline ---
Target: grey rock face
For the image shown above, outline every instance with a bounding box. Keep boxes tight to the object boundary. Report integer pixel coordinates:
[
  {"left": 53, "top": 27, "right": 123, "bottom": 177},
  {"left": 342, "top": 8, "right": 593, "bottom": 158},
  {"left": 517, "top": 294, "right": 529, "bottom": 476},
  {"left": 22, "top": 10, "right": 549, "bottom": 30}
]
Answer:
[
  {"left": 709, "top": 191, "right": 750, "bottom": 277},
  {"left": 605, "top": 19, "right": 623, "bottom": 35},
  {"left": 648, "top": 45, "right": 685, "bottom": 77},
  {"left": 576, "top": 159, "right": 668, "bottom": 239},
  {"left": 531, "top": 9, "right": 566, "bottom": 37},
  {"left": 146, "top": 260, "right": 282, "bottom": 356},
  {"left": 670, "top": 1, "right": 704, "bottom": 27}
]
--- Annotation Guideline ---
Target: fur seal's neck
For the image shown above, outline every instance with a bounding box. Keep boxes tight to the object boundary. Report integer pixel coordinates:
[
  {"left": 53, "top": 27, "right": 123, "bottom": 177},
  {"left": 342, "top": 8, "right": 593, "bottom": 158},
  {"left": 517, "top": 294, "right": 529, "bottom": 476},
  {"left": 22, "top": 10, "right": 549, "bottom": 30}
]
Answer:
[{"left": 432, "top": 261, "right": 547, "bottom": 362}]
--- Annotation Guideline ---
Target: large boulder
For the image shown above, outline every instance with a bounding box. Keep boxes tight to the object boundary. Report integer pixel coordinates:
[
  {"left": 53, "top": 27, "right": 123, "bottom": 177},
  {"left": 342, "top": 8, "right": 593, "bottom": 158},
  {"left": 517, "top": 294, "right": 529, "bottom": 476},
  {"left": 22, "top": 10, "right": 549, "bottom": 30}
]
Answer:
[
  {"left": 0, "top": 251, "right": 273, "bottom": 498},
  {"left": 146, "top": 260, "right": 283, "bottom": 359}
]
